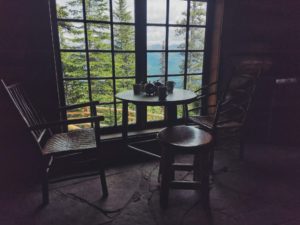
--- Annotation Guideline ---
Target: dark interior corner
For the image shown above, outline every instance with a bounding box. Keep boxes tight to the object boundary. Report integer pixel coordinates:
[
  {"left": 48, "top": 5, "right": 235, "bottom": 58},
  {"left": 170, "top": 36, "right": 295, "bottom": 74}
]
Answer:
[{"left": 0, "top": 0, "right": 300, "bottom": 225}]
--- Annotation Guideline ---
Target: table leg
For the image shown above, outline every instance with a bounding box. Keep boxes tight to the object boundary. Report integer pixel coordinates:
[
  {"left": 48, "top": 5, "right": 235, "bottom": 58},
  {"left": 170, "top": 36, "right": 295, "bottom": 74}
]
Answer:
[
  {"left": 165, "top": 104, "right": 177, "bottom": 126},
  {"left": 122, "top": 101, "right": 128, "bottom": 140}
]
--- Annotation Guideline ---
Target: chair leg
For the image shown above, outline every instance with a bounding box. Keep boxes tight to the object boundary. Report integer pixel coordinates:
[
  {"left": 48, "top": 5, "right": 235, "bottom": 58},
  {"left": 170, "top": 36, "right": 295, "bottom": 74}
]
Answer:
[
  {"left": 42, "top": 169, "right": 49, "bottom": 205},
  {"left": 158, "top": 159, "right": 162, "bottom": 183},
  {"left": 208, "top": 148, "right": 215, "bottom": 173},
  {"left": 170, "top": 154, "right": 175, "bottom": 181},
  {"left": 183, "top": 104, "right": 189, "bottom": 125},
  {"left": 99, "top": 167, "right": 108, "bottom": 198},
  {"left": 193, "top": 153, "right": 201, "bottom": 181},
  {"left": 201, "top": 151, "right": 210, "bottom": 209},
  {"left": 160, "top": 145, "right": 173, "bottom": 208}
]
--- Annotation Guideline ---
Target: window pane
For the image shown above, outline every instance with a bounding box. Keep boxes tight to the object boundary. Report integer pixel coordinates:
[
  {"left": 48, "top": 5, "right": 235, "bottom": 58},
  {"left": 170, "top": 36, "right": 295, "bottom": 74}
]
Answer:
[
  {"left": 168, "top": 52, "right": 185, "bottom": 74},
  {"left": 188, "top": 28, "right": 205, "bottom": 50},
  {"left": 89, "top": 53, "right": 112, "bottom": 77},
  {"left": 58, "top": 22, "right": 85, "bottom": 50},
  {"left": 86, "top": 0, "right": 110, "bottom": 21},
  {"left": 115, "top": 78, "right": 135, "bottom": 93},
  {"left": 169, "top": 27, "right": 186, "bottom": 50},
  {"left": 61, "top": 52, "right": 87, "bottom": 78},
  {"left": 113, "top": 0, "right": 135, "bottom": 23},
  {"left": 97, "top": 104, "right": 115, "bottom": 127},
  {"left": 115, "top": 53, "right": 135, "bottom": 77},
  {"left": 189, "top": 1, "right": 207, "bottom": 25},
  {"left": 67, "top": 106, "right": 92, "bottom": 130},
  {"left": 186, "top": 76, "right": 203, "bottom": 117},
  {"left": 188, "top": 101, "right": 201, "bottom": 116},
  {"left": 87, "top": 23, "right": 111, "bottom": 50},
  {"left": 187, "top": 52, "right": 203, "bottom": 74},
  {"left": 169, "top": 0, "right": 187, "bottom": 25},
  {"left": 147, "top": 106, "right": 164, "bottom": 122},
  {"left": 168, "top": 76, "right": 184, "bottom": 89},
  {"left": 64, "top": 80, "right": 89, "bottom": 105},
  {"left": 177, "top": 105, "right": 183, "bottom": 119},
  {"left": 56, "top": 0, "right": 83, "bottom": 19},
  {"left": 114, "top": 25, "right": 135, "bottom": 50},
  {"left": 116, "top": 103, "right": 136, "bottom": 125},
  {"left": 147, "top": 0, "right": 166, "bottom": 23},
  {"left": 67, "top": 106, "right": 90, "bottom": 119},
  {"left": 147, "top": 52, "right": 165, "bottom": 76},
  {"left": 187, "top": 75, "right": 202, "bottom": 92},
  {"left": 91, "top": 80, "right": 114, "bottom": 103},
  {"left": 147, "top": 26, "right": 166, "bottom": 50}
]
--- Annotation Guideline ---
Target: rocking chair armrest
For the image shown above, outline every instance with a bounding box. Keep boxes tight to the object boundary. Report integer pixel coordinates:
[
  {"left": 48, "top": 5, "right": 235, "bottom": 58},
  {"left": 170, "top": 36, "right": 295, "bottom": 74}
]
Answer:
[
  {"left": 216, "top": 118, "right": 240, "bottom": 126},
  {"left": 194, "top": 81, "right": 218, "bottom": 93},
  {"left": 220, "top": 103, "right": 246, "bottom": 115},
  {"left": 187, "top": 104, "right": 216, "bottom": 113},
  {"left": 195, "top": 92, "right": 217, "bottom": 100},
  {"left": 29, "top": 116, "right": 104, "bottom": 130},
  {"left": 58, "top": 101, "right": 100, "bottom": 111}
]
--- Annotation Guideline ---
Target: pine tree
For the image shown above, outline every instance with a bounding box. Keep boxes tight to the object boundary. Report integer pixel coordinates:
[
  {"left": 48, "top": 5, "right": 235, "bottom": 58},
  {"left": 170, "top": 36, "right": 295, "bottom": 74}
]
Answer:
[
  {"left": 57, "top": 0, "right": 114, "bottom": 126},
  {"left": 174, "top": 2, "right": 207, "bottom": 115},
  {"left": 113, "top": 0, "right": 135, "bottom": 125},
  {"left": 114, "top": 0, "right": 135, "bottom": 76},
  {"left": 175, "top": 1, "right": 206, "bottom": 90}
]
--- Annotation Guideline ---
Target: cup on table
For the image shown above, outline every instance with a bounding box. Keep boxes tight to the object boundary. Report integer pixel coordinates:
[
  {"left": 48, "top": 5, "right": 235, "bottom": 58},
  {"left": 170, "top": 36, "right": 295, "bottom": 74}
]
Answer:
[
  {"left": 166, "top": 81, "right": 175, "bottom": 93},
  {"left": 133, "top": 83, "right": 142, "bottom": 95},
  {"left": 140, "top": 81, "right": 146, "bottom": 92},
  {"left": 158, "top": 86, "right": 167, "bottom": 100}
]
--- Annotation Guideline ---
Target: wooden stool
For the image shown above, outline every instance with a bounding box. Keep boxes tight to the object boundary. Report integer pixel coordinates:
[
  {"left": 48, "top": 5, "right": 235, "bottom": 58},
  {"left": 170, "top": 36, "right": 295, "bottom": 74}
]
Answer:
[{"left": 158, "top": 125, "right": 213, "bottom": 208}]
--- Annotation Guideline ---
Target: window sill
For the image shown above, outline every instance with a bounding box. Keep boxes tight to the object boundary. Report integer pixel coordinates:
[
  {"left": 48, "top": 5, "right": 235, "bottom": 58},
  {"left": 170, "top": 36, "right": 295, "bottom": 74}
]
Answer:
[{"left": 101, "top": 127, "right": 163, "bottom": 141}]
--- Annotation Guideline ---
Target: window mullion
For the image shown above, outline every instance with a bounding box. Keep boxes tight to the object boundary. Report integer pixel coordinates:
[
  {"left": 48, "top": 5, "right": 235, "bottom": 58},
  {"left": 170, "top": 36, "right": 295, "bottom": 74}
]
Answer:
[
  {"left": 165, "top": 0, "right": 170, "bottom": 83},
  {"left": 108, "top": 0, "right": 118, "bottom": 127},
  {"left": 184, "top": 0, "right": 191, "bottom": 89},
  {"left": 135, "top": 0, "right": 147, "bottom": 129},
  {"left": 163, "top": 0, "right": 171, "bottom": 121},
  {"left": 82, "top": 0, "right": 92, "bottom": 104},
  {"left": 81, "top": 0, "right": 94, "bottom": 129}
]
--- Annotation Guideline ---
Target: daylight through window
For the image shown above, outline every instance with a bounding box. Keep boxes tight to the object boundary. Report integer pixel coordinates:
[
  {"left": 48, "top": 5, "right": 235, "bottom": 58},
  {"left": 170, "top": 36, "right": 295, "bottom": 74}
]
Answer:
[{"left": 52, "top": 0, "right": 211, "bottom": 131}]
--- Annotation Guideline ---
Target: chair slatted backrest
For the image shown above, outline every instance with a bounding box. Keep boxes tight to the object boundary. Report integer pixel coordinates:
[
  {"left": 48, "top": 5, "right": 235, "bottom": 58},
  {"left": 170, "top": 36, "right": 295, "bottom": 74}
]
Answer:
[
  {"left": 212, "top": 64, "right": 262, "bottom": 130},
  {"left": 1, "top": 80, "right": 52, "bottom": 149}
]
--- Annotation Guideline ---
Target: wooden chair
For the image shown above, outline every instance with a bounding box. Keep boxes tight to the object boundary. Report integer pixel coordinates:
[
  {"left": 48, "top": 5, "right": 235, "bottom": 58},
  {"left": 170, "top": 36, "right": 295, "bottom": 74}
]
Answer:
[
  {"left": 158, "top": 125, "right": 213, "bottom": 208},
  {"left": 185, "top": 64, "right": 262, "bottom": 164},
  {"left": 1, "top": 80, "right": 108, "bottom": 205}
]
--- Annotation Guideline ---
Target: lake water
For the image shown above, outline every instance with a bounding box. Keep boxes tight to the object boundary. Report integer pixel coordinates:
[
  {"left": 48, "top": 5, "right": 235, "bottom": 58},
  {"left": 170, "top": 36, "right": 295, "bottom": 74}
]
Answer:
[{"left": 147, "top": 50, "right": 184, "bottom": 88}]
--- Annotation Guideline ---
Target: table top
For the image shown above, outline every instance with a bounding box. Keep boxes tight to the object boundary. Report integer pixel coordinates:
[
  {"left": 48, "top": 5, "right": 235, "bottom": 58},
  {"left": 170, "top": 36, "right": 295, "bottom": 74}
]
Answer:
[{"left": 115, "top": 88, "right": 198, "bottom": 106}]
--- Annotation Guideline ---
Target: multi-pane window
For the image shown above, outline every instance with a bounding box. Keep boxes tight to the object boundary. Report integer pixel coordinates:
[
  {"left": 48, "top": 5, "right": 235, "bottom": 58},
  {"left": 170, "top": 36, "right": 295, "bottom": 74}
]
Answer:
[{"left": 52, "top": 0, "right": 210, "bottom": 131}]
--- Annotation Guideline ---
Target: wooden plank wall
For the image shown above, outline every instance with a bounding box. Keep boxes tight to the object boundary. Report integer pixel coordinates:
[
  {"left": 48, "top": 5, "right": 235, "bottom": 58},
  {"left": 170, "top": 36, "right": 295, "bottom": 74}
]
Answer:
[
  {"left": 0, "top": 0, "right": 59, "bottom": 186},
  {"left": 220, "top": 0, "right": 300, "bottom": 144}
]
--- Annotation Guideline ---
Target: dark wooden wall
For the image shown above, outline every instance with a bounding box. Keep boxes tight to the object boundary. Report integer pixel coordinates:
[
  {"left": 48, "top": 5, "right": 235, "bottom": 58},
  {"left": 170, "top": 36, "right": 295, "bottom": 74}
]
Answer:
[
  {"left": 220, "top": 0, "right": 300, "bottom": 144},
  {"left": 221, "top": 1, "right": 300, "bottom": 68},
  {"left": 0, "top": 0, "right": 59, "bottom": 187}
]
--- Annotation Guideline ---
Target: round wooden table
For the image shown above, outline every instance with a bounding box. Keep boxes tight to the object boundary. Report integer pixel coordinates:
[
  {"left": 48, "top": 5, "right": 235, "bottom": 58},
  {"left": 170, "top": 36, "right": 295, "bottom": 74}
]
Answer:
[{"left": 116, "top": 88, "right": 197, "bottom": 139}]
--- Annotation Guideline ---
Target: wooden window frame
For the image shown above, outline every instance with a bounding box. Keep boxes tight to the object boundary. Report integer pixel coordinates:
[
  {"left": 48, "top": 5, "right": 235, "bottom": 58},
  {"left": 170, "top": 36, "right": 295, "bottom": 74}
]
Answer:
[{"left": 48, "top": 0, "right": 215, "bottom": 134}]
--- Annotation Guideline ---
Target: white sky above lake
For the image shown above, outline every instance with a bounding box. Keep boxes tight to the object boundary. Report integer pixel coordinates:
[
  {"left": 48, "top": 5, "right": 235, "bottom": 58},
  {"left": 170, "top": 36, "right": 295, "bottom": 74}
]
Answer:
[{"left": 147, "top": 0, "right": 187, "bottom": 46}]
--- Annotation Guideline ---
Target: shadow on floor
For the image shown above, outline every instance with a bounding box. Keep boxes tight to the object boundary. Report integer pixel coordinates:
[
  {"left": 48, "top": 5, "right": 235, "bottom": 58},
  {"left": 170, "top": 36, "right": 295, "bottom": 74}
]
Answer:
[{"left": 1, "top": 144, "right": 300, "bottom": 225}]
